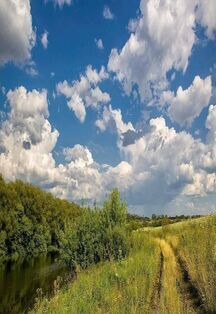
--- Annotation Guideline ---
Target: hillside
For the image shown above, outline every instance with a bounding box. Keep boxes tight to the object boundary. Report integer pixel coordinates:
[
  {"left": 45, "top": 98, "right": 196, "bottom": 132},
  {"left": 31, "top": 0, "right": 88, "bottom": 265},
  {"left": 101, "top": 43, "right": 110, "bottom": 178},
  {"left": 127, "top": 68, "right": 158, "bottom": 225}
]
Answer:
[{"left": 33, "top": 215, "right": 216, "bottom": 314}]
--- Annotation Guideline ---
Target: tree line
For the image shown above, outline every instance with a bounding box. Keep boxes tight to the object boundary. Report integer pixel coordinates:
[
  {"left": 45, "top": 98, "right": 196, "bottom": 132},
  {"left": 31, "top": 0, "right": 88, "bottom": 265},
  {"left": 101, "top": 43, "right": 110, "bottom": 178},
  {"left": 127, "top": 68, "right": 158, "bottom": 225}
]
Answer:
[
  {"left": 0, "top": 175, "right": 81, "bottom": 264},
  {"left": 0, "top": 175, "right": 129, "bottom": 270}
]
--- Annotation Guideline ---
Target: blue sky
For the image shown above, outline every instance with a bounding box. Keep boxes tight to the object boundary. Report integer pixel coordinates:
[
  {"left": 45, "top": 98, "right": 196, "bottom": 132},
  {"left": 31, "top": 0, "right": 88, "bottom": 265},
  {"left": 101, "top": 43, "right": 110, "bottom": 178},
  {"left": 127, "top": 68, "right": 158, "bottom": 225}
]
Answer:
[{"left": 0, "top": 0, "right": 216, "bottom": 216}]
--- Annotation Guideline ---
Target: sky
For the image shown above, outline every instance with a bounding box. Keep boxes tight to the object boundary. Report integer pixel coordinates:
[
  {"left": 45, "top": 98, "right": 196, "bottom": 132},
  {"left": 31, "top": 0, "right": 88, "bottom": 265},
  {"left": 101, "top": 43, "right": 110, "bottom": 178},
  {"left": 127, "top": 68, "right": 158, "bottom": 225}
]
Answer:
[{"left": 0, "top": 0, "right": 216, "bottom": 216}]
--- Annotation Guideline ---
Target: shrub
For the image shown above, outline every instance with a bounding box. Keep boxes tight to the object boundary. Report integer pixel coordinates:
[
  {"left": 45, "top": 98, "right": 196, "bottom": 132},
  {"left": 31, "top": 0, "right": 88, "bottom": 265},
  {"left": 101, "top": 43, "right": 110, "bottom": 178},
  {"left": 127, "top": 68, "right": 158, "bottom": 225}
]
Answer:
[{"left": 59, "top": 189, "right": 129, "bottom": 271}]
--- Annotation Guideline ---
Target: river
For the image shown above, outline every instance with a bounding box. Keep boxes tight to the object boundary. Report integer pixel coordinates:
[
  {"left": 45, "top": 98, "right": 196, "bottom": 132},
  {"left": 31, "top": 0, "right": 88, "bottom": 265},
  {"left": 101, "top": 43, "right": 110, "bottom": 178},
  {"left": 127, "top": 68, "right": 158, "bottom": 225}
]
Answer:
[{"left": 0, "top": 254, "right": 70, "bottom": 314}]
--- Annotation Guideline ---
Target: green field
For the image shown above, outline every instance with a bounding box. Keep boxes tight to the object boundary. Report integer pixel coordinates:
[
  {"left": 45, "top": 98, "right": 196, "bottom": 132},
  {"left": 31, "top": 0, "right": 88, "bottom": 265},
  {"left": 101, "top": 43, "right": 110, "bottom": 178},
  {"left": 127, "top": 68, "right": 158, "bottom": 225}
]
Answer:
[{"left": 33, "top": 215, "right": 216, "bottom": 314}]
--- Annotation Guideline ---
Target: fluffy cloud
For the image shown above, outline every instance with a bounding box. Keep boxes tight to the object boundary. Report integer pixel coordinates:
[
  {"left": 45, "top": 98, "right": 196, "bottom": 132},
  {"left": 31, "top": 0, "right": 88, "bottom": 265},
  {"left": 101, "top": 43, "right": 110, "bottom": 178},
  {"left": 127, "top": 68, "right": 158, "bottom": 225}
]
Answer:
[
  {"left": 96, "top": 105, "right": 134, "bottom": 135},
  {"left": 108, "top": 0, "right": 216, "bottom": 100},
  {"left": 41, "top": 31, "right": 49, "bottom": 49},
  {"left": 63, "top": 145, "right": 93, "bottom": 164},
  {"left": 1, "top": 86, "right": 216, "bottom": 213},
  {"left": 56, "top": 65, "right": 110, "bottom": 122},
  {"left": 96, "top": 104, "right": 216, "bottom": 210},
  {"left": 54, "top": 145, "right": 103, "bottom": 200},
  {"left": 6, "top": 87, "right": 49, "bottom": 143},
  {"left": 119, "top": 117, "right": 205, "bottom": 203},
  {"left": 162, "top": 76, "right": 212, "bottom": 126},
  {"left": 108, "top": 0, "right": 197, "bottom": 99},
  {"left": 0, "top": 87, "right": 59, "bottom": 185},
  {"left": 102, "top": 161, "right": 133, "bottom": 193},
  {"left": 0, "top": 86, "right": 103, "bottom": 201},
  {"left": 0, "top": 0, "right": 36, "bottom": 65},
  {"left": 196, "top": 0, "right": 216, "bottom": 39},
  {"left": 103, "top": 5, "right": 114, "bottom": 20}
]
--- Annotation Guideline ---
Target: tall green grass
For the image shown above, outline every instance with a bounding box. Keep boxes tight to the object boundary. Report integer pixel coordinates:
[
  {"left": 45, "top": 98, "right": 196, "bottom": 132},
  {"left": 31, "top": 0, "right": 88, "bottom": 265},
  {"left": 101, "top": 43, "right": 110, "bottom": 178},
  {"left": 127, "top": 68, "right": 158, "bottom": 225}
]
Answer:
[
  {"left": 32, "top": 233, "right": 160, "bottom": 314},
  {"left": 33, "top": 215, "right": 216, "bottom": 314}
]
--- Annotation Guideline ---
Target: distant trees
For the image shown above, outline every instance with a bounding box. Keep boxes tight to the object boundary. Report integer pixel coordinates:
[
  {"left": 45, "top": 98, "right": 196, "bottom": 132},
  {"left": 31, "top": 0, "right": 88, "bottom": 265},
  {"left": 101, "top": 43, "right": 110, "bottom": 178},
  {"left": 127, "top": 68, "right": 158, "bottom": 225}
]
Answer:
[{"left": 150, "top": 214, "right": 171, "bottom": 227}]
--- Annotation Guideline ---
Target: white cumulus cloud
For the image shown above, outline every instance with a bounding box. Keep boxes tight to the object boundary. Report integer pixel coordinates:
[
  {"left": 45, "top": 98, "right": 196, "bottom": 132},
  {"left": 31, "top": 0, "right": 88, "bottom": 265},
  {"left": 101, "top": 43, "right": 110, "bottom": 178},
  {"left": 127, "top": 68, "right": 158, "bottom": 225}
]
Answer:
[
  {"left": 108, "top": 0, "right": 216, "bottom": 100},
  {"left": 196, "top": 0, "right": 216, "bottom": 39},
  {"left": 0, "top": 0, "right": 36, "bottom": 66},
  {"left": 96, "top": 105, "right": 134, "bottom": 136},
  {"left": 0, "top": 86, "right": 103, "bottom": 201},
  {"left": 1, "top": 87, "right": 216, "bottom": 214},
  {"left": 0, "top": 86, "right": 59, "bottom": 185},
  {"left": 56, "top": 65, "right": 110, "bottom": 123},
  {"left": 96, "top": 104, "right": 216, "bottom": 212},
  {"left": 162, "top": 76, "right": 212, "bottom": 127}
]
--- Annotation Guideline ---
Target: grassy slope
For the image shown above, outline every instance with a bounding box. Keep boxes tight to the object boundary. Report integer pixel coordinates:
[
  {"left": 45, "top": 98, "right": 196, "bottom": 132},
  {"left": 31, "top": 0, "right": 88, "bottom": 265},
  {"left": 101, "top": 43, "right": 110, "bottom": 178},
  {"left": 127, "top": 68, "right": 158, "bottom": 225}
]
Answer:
[
  {"left": 32, "top": 234, "right": 160, "bottom": 314},
  {"left": 33, "top": 215, "right": 216, "bottom": 314}
]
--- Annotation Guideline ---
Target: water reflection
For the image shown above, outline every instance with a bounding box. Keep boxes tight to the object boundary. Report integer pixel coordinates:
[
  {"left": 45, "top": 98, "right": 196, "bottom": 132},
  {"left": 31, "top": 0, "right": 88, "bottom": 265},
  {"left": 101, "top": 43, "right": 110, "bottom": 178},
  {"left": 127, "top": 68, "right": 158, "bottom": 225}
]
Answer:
[{"left": 0, "top": 254, "right": 68, "bottom": 313}]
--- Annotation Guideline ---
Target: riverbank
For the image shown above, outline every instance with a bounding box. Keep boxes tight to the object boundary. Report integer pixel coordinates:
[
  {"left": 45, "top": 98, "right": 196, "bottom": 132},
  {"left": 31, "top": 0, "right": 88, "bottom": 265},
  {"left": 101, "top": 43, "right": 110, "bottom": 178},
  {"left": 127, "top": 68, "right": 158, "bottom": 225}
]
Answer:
[
  {"left": 0, "top": 253, "right": 70, "bottom": 314},
  {"left": 0, "top": 187, "right": 130, "bottom": 313}
]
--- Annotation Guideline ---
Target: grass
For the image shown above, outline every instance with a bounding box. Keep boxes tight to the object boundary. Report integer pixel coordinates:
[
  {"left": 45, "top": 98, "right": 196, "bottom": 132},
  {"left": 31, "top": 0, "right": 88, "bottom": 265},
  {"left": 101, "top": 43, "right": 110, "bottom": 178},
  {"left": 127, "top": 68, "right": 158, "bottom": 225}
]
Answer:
[
  {"left": 32, "top": 215, "right": 216, "bottom": 314},
  {"left": 32, "top": 233, "right": 160, "bottom": 314},
  {"left": 156, "top": 238, "right": 196, "bottom": 314},
  {"left": 147, "top": 215, "right": 216, "bottom": 313},
  {"left": 166, "top": 216, "right": 216, "bottom": 313}
]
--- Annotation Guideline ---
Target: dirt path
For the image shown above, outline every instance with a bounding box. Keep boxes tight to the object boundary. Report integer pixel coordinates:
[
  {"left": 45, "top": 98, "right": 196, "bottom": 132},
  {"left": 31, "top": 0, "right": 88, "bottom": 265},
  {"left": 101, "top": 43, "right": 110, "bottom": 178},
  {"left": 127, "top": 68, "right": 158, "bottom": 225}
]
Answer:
[
  {"left": 150, "top": 238, "right": 205, "bottom": 314},
  {"left": 172, "top": 247, "right": 206, "bottom": 313},
  {"left": 150, "top": 252, "right": 164, "bottom": 313}
]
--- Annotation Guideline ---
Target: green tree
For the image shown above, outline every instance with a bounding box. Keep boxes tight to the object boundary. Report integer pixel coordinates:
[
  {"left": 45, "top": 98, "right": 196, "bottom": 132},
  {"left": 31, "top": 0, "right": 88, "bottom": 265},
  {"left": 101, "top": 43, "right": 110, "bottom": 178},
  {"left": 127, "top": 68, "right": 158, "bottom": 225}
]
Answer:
[{"left": 60, "top": 188, "right": 129, "bottom": 270}]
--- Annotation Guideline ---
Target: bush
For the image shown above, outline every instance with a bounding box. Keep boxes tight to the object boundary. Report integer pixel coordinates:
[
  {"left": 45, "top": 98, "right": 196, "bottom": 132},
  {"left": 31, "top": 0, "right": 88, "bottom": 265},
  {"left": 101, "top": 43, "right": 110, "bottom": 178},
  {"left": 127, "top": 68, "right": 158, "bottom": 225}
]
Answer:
[{"left": 60, "top": 189, "right": 129, "bottom": 271}]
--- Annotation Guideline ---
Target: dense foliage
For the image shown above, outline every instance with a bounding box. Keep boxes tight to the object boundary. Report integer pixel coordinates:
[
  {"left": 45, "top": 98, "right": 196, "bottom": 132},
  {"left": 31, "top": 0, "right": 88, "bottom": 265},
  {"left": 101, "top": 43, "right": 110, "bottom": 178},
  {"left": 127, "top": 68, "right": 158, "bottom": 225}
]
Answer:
[
  {"left": 0, "top": 175, "right": 81, "bottom": 264},
  {"left": 0, "top": 176, "right": 129, "bottom": 270},
  {"left": 60, "top": 188, "right": 129, "bottom": 270}
]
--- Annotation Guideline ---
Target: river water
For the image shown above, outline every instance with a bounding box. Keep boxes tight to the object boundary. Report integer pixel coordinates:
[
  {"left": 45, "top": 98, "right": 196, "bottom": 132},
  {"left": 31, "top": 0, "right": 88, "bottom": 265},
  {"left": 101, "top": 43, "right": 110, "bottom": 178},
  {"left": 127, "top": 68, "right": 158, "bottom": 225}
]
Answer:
[{"left": 0, "top": 254, "right": 69, "bottom": 314}]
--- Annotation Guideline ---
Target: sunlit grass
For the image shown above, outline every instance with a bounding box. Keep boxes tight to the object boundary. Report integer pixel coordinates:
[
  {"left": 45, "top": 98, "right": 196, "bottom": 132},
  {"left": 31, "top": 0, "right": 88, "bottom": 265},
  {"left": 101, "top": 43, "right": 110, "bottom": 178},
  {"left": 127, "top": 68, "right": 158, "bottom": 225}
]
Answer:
[
  {"left": 33, "top": 233, "right": 160, "bottom": 314},
  {"left": 169, "top": 216, "right": 216, "bottom": 313},
  {"left": 156, "top": 238, "right": 196, "bottom": 314},
  {"left": 148, "top": 215, "right": 216, "bottom": 313},
  {"left": 33, "top": 215, "right": 216, "bottom": 314}
]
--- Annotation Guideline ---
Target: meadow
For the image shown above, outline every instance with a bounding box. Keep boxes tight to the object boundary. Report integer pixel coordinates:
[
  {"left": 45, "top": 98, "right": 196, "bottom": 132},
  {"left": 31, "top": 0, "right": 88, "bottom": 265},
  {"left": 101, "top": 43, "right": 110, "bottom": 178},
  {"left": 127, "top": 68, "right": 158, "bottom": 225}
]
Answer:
[{"left": 33, "top": 215, "right": 216, "bottom": 314}]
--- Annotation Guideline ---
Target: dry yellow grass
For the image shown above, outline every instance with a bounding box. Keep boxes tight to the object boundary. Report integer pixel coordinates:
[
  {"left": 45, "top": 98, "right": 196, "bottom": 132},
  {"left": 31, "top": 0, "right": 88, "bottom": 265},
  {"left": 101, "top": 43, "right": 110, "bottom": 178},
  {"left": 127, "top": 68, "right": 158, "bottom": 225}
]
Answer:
[{"left": 156, "top": 238, "right": 196, "bottom": 314}]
